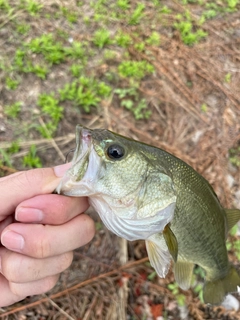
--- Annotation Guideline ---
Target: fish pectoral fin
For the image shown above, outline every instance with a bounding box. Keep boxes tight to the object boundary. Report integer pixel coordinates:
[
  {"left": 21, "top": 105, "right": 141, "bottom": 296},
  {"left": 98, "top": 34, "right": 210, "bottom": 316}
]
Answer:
[
  {"left": 163, "top": 224, "right": 178, "bottom": 262},
  {"left": 173, "top": 260, "right": 194, "bottom": 290},
  {"left": 225, "top": 208, "right": 240, "bottom": 231},
  {"left": 146, "top": 234, "right": 171, "bottom": 278}
]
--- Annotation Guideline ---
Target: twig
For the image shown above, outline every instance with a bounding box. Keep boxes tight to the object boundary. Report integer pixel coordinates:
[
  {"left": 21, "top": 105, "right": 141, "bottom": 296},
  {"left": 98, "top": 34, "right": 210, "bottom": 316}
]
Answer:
[
  {"left": 43, "top": 294, "right": 76, "bottom": 320},
  {"left": 38, "top": 117, "right": 66, "bottom": 162}
]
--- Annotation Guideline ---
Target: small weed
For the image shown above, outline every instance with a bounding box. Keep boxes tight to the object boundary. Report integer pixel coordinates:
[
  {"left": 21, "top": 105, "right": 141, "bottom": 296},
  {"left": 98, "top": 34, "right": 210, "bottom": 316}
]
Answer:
[
  {"left": 5, "top": 77, "right": 19, "bottom": 90},
  {"left": 201, "top": 103, "right": 208, "bottom": 112},
  {"left": 134, "top": 42, "right": 145, "bottom": 52},
  {"left": 0, "top": 148, "right": 12, "bottom": 167},
  {"left": 8, "top": 141, "right": 20, "bottom": 154},
  {"left": 37, "top": 93, "right": 63, "bottom": 137},
  {"left": 115, "top": 32, "right": 132, "bottom": 47},
  {"left": 93, "top": 29, "right": 111, "bottom": 48},
  {"left": 118, "top": 60, "right": 154, "bottom": 79},
  {"left": 117, "top": 0, "right": 130, "bottom": 10},
  {"left": 4, "top": 102, "right": 22, "bottom": 118},
  {"left": 168, "top": 282, "right": 186, "bottom": 306},
  {"left": 174, "top": 11, "right": 208, "bottom": 45},
  {"left": 160, "top": 5, "right": 172, "bottom": 13},
  {"left": 30, "top": 64, "right": 48, "bottom": 79},
  {"left": 229, "top": 147, "right": 240, "bottom": 167},
  {"left": 59, "top": 77, "right": 111, "bottom": 112},
  {"left": 27, "top": 34, "right": 65, "bottom": 64},
  {"left": 115, "top": 87, "right": 151, "bottom": 120},
  {"left": 224, "top": 72, "right": 232, "bottom": 83},
  {"left": 16, "top": 23, "right": 30, "bottom": 34},
  {"left": 37, "top": 93, "right": 63, "bottom": 123},
  {"left": 23, "top": 145, "right": 42, "bottom": 168},
  {"left": 22, "top": 0, "right": 43, "bottom": 16},
  {"left": 70, "top": 64, "right": 84, "bottom": 77},
  {"left": 104, "top": 49, "right": 117, "bottom": 60},
  {"left": 128, "top": 3, "right": 145, "bottom": 25},
  {"left": 61, "top": 6, "right": 78, "bottom": 23},
  {"left": 146, "top": 31, "right": 161, "bottom": 46},
  {"left": 65, "top": 41, "right": 86, "bottom": 59},
  {"left": 0, "top": 0, "right": 11, "bottom": 12}
]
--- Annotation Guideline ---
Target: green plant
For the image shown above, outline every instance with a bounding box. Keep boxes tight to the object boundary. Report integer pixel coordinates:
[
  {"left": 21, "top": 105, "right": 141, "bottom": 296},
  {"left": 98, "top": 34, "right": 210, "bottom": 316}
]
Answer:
[
  {"left": 128, "top": 3, "right": 145, "bottom": 25},
  {"left": 37, "top": 93, "right": 63, "bottom": 122},
  {"left": 61, "top": 6, "right": 78, "bottom": 23},
  {"left": 70, "top": 64, "right": 84, "bottom": 77},
  {"left": 168, "top": 282, "right": 186, "bottom": 306},
  {"left": 27, "top": 34, "right": 66, "bottom": 64},
  {"left": 117, "top": 0, "right": 130, "bottom": 10},
  {"left": 115, "top": 32, "right": 132, "bottom": 47},
  {"left": 0, "top": 148, "right": 12, "bottom": 167},
  {"left": 5, "top": 77, "right": 19, "bottom": 89},
  {"left": 146, "top": 31, "right": 160, "bottom": 46},
  {"left": 37, "top": 93, "right": 63, "bottom": 137},
  {"left": 4, "top": 102, "right": 22, "bottom": 118},
  {"left": 22, "top": 0, "right": 43, "bottom": 16},
  {"left": 23, "top": 145, "right": 42, "bottom": 168},
  {"left": 224, "top": 72, "right": 232, "bottom": 83},
  {"left": 16, "top": 23, "right": 30, "bottom": 34},
  {"left": 93, "top": 29, "right": 111, "bottom": 48},
  {"left": 115, "top": 87, "right": 151, "bottom": 120},
  {"left": 118, "top": 60, "right": 154, "bottom": 79},
  {"left": 134, "top": 42, "right": 145, "bottom": 52},
  {"left": 201, "top": 103, "right": 208, "bottom": 112},
  {"left": 174, "top": 11, "right": 208, "bottom": 45},
  {"left": 229, "top": 147, "right": 240, "bottom": 167},
  {"left": 0, "top": 0, "right": 11, "bottom": 12},
  {"left": 59, "top": 77, "right": 111, "bottom": 112},
  {"left": 226, "top": 0, "right": 239, "bottom": 11}
]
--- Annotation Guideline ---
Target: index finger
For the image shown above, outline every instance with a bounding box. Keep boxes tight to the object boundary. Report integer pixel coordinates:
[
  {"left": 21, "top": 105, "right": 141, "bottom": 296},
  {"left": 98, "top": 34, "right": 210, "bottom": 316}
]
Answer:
[{"left": 0, "top": 164, "right": 71, "bottom": 219}]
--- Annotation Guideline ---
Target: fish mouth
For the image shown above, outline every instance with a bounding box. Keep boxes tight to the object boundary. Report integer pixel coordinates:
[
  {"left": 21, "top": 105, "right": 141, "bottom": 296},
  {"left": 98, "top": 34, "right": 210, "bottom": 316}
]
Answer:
[{"left": 55, "top": 125, "right": 94, "bottom": 195}]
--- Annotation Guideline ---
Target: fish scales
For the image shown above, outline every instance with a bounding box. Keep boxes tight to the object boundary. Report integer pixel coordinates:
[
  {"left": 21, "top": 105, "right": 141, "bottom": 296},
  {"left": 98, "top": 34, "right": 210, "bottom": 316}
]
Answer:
[{"left": 56, "top": 125, "right": 240, "bottom": 305}]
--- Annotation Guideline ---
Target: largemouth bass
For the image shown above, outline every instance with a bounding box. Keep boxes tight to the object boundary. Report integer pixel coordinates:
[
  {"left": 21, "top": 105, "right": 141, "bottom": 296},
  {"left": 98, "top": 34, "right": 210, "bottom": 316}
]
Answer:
[{"left": 56, "top": 125, "right": 240, "bottom": 304}]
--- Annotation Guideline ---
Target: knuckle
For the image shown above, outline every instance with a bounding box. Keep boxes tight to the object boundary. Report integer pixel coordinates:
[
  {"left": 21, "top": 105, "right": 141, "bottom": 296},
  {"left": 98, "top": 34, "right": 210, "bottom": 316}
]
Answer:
[
  {"left": 9, "top": 282, "right": 26, "bottom": 299},
  {"left": 43, "top": 275, "right": 59, "bottom": 293},
  {"left": 1, "top": 252, "right": 22, "bottom": 283},
  {"left": 31, "top": 225, "right": 52, "bottom": 258},
  {"left": 57, "top": 252, "right": 73, "bottom": 273}
]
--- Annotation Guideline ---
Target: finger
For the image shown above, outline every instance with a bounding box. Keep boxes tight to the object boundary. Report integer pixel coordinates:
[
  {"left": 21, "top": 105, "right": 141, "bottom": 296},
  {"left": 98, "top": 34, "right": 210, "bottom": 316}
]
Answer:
[
  {"left": 1, "top": 214, "right": 95, "bottom": 258},
  {"left": 0, "top": 163, "right": 71, "bottom": 219},
  {"left": 15, "top": 194, "right": 89, "bottom": 225},
  {"left": 0, "top": 273, "right": 60, "bottom": 307},
  {"left": 0, "top": 247, "right": 73, "bottom": 283}
]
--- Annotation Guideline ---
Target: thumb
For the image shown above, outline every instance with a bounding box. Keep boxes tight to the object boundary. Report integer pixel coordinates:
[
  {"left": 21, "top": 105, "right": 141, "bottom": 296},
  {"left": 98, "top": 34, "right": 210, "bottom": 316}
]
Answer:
[{"left": 0, "top": 163, "right": 71, "bottom": 218}]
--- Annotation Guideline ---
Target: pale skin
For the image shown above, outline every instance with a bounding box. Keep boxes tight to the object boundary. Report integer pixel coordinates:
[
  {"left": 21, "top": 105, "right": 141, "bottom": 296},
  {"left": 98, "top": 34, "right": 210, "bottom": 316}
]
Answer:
[{"left": 0, "top": 163, "right": 95, "bottom": 307}]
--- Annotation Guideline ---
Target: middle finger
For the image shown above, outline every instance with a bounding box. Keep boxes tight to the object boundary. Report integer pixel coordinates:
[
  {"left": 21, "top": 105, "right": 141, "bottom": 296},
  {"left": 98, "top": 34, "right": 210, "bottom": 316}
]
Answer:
[{"left": 1, "top": 214, "right": 95, "bottom": 258}]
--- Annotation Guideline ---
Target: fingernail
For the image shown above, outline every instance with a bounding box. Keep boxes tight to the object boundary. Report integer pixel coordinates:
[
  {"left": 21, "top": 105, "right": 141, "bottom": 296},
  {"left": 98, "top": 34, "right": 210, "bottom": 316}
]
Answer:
[
  {"left": 16, "top": 207, "right": 43, "bottom": 222},
  {"left": 1, "top": 230, "right": 25, "bottom": 251},
  {"left": 54, "top": 163, "right": 72, "bottom": 177}
]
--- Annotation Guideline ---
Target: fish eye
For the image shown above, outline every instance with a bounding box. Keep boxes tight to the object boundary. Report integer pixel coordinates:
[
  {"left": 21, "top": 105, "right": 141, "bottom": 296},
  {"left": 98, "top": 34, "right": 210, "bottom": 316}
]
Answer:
[{"left": 107, "top": 144, "right": 125, "bottom": 160}]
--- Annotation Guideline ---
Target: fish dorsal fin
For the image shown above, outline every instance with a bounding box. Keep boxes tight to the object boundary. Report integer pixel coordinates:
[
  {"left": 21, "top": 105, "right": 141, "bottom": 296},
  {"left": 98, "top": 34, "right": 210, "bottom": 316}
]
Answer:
[
  {"left": 146, "top": 234, "right": 171, "bottom": 277},
  {"left": 173, "top": 260, "right": 194, "bottom": 290},
  {"left": 225, "top": 209, "right": 240, "bottom": 231},
  {"left": 163, "top": 224, "right": 178, "bottom": 262}
]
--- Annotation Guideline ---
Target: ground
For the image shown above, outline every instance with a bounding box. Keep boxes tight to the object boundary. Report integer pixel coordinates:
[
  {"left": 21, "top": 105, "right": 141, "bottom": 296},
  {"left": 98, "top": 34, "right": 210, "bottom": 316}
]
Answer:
[{"left": 0, "top": 0, "right": 240, "bottom": 319}]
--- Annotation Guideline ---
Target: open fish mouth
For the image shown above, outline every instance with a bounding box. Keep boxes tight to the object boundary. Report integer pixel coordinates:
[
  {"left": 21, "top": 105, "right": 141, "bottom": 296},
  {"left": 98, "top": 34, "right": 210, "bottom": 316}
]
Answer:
[{"left": 55, "top": 125, "right": 100, "bottom": 196}]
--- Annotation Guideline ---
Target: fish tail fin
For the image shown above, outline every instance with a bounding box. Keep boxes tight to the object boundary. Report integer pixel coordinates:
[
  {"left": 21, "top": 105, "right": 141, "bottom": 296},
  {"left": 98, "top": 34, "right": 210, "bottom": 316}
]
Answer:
[{"left": 203, "top": 265, "right": 240, "bottom": 305}]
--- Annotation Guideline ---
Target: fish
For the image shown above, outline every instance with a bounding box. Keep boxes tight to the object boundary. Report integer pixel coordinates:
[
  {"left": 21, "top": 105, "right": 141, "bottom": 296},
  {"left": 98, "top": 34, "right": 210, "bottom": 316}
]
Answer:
[{"left": 55, "top": 125, "right": 240, "bottom": 305}]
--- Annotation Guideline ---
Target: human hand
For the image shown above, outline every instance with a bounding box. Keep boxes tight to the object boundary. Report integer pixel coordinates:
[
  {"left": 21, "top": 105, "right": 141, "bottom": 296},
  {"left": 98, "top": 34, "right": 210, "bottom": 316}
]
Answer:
[{"left": 0, "top": 164, "right": 95, "bottom": 307}]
